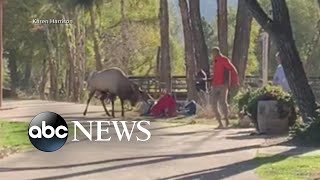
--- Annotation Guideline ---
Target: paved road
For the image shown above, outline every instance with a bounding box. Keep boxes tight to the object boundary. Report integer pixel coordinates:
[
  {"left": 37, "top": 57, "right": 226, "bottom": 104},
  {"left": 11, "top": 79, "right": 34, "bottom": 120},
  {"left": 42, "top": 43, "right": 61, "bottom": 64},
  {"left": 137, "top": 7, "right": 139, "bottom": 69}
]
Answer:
[{"left": 0, "top": 100, "right": 265, "bottom": 180}]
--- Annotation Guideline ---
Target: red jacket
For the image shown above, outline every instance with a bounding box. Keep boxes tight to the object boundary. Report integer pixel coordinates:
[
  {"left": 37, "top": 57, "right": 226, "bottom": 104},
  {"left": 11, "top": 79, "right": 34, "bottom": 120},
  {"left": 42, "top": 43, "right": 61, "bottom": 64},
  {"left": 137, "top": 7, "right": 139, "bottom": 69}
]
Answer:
[
  {"left": 150, "top": 94, "right": 176, "bottom": 117},
  {"left": 212, "top": 55, "right": 239, "bottom": 87}
]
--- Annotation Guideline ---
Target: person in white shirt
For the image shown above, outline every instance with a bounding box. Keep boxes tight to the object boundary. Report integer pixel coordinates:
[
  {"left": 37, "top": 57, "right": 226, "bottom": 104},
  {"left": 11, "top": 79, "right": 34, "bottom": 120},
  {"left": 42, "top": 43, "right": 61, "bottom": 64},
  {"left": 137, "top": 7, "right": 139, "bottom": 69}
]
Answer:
[{"left": 273, "top": 52, "right": 291, "bottom": 92}]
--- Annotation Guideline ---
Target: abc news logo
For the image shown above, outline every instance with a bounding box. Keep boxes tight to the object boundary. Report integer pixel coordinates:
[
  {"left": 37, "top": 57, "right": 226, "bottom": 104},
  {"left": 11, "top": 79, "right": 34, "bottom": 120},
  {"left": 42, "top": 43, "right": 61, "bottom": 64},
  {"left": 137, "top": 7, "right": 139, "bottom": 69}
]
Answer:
[{"left": 28, "top": 112, "right": 151, "bottom": 152}]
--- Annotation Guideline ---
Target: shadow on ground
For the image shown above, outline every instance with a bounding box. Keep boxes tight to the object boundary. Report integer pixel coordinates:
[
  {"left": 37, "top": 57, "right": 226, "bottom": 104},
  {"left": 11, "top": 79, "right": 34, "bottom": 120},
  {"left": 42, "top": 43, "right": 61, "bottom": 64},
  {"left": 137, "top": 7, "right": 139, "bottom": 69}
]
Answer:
[
  {"left": 0, "top": 145, "right": 260, "bottom": 174},
  {"left": 0, "top": 144, "right": 312, "bottom": 180},
  {"left": 159, "top": 147, "right": 314, "bottom": 180}
]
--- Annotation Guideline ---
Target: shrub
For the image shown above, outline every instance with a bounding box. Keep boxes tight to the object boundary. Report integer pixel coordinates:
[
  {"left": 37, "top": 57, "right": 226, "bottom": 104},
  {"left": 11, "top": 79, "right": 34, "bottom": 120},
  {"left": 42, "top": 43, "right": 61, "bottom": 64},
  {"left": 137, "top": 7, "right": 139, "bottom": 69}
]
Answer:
[
  {"left": 290, "top": 115, "right": 320, "bottom": 146},
  {"left": 197, "top": 92, "right": 214, "bottom": 118},
  {"left": 235, "top": 85, "right": 297, "bottom": 128}
]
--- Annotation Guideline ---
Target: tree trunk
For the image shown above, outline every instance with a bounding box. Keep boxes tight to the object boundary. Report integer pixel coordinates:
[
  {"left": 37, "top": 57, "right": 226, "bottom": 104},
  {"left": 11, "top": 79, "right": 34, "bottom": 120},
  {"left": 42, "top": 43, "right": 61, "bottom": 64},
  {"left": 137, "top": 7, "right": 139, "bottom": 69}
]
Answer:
[
  {"left": 232, "top": 0, "right": 253, "bottom": 84},
  {"left": 68, "top": 62, "right": 75, "bottom": 100},
  {"left": 65, "top": 69, "right": 69, "bottom": 98},
  {"left": 155, "top": 46, "right": 161, "bottom": 77},
  {"left": 73, "top": 14, "right": 86, "bottom": 102},
  {"left": 45, "top": 26, "right": 58, "bottom": 100},
  {"left": 78, "top": 19, "right": 86, "bottom": 102},
  {"left": 179, "top": 0, "right": 197, "bottom": 100},
  {"left": 23, "top": 58, "right": 32, "bottom": 91},
  {"left": 189, "top": 0, "right": 210, "bottom": 74},
  {"left": 155, "top": 46, "right": 161, "bottom": 92},
  {"left": 63, "top": 12, "right": 75, "bottom": 101},
  {"left": 159, "top": 0, "right": 172, "bottom": 92},
  {"left": 0, "top": 0, "right": 3, "bottom": 107},
  {"left": 54, "top": 23, "right": 63, "bottom": 99},
  {"left": 120, "top": 0, "right": 130, "bottom": 73},
  {"left": 89, "top": 5, "right": 103, "bottom": 71},
  {"left": 244, "top": 0, "right": 318, "bottom": 122},
  {"left": 8, "top": 49, "right": 17, "bottom": 96},
  {"left": 48, "top": 59, "right": 58, "bottom": 100},
  {"left": 39, "top": 59, "right": 48, "bottom": 100},
  {"left": 305, "top": 19, "right": 320, "bottom": 75},
  {"left": 304, "top": 1, "right": 320, "bottom": 74},
  {"left": 217, "top": 0, "right": 228, "bottom": 56},
  {"left": 73, "top": 17, "right": 80, "bottom": 102}
]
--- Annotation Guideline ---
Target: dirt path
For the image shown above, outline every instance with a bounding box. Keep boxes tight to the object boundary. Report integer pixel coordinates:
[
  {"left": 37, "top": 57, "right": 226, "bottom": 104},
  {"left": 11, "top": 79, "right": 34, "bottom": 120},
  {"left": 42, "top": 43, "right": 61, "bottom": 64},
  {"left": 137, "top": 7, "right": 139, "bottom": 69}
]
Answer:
[{"left": 0, "top": 100, "right": 265, "bottom": 180}]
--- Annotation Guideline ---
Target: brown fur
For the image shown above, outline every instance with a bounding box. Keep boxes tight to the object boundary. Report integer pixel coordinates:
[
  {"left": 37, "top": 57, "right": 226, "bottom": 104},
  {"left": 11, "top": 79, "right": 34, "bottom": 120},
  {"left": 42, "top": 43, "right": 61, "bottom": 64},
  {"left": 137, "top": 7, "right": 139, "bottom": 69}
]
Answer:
[{"left": 83, "top": 67, "right": 153, "bottom": 117}]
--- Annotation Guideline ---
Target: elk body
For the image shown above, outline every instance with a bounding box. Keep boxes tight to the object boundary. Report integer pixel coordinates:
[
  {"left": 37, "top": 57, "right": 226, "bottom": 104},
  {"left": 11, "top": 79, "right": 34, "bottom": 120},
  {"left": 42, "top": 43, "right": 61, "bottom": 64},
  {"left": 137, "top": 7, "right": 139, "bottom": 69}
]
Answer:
[{"left": 83, "top": 67, "right": 151, "bottom": 117}]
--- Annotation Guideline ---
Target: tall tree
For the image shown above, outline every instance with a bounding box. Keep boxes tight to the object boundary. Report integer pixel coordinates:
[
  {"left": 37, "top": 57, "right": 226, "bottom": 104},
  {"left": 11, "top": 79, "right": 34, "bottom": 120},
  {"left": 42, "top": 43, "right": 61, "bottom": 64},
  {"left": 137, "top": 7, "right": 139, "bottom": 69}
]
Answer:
[
  {"left": 217, "top": 0, "right": 228, "bottom": 56},
  {"left": 179, "top": 0, "right": 196, "bottom": 100},
  {"left": 39, "top": 58, "right": 48, "bottom": 100},
  {"left": 88, "top": 3, "right": 102, "bottom": 71},
  {"left": 120, "top": 0, "right": 129, "bottom": 73},
  {"left": 64, "top": 16, "right": 76, "bottom": 100},
  {"left": 244, "top": 0, "right": 318, "bottom": 122},
  {"left": 7, "top": 49, "right": 17, "bottom": 96},
  {"left": 44, "top": 25, "right": 58, "bottom": 100},
  {"left": 0, "top": 0, "right": 3, "bottom": 107},
  {"left": 305, "top": 0, "right": 320, "bottom": 72},
  {"left": 159, "top": 0, "right": 171, "bottom": 92},
  {"left": 73, "top": 11, "right": 86, "bottom": 102},
  {"left": 232, "top": 0, "right": 253, "bottom": 84},
  {"left": 189, "top": 0, "right": 210, "bottom": 74},
  {"left": 70, "top": 0, "right": 102, "bottom": 71}
]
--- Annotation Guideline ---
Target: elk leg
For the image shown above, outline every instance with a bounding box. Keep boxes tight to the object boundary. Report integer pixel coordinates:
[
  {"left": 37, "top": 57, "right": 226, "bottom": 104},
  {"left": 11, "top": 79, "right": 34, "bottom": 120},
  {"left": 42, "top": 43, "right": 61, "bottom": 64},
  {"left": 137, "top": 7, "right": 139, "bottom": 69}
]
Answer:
[
  {"left": 83, "top": 90, "right": 95, "bottom": 116},
  {"left": 120, "top": 98, "right": 125, "bottom": 117},
  {"left": 111, "top": 98, "right": 115, "bottom": 118},
  {"left": 100, "top": 98, "right": 111, "bottom": 117}
]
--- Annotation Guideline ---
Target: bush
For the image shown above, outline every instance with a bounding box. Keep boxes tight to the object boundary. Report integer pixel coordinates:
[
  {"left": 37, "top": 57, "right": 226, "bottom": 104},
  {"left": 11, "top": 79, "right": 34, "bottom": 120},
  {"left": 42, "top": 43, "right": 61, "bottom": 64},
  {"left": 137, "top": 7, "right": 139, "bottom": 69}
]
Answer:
[
  {"left": 235, "top": 85, "right": 297, "bottom": 129},
  {"left": 197, "top": 91, "right": 214, "bottom": 118},
  {"left": 290, "top": 115, "right": 320, "bottom": 146}
]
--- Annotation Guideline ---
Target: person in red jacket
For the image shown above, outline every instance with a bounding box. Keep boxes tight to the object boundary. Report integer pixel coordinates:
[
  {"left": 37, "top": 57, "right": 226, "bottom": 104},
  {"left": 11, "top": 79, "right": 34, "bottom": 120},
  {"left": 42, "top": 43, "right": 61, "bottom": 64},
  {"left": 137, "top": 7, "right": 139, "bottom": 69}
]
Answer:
[
  {"left": 211, "top": 47, "right": 239, "bottom": 128},
  {"left": 150, "top": 89, "right": 177, "bottom": 118}
]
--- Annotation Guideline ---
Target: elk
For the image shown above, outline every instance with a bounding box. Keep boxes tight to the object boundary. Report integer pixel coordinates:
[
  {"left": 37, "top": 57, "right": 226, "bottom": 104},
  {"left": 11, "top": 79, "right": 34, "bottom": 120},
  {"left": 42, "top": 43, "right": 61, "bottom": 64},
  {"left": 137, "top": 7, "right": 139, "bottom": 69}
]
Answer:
[{"left": 83, "top": 67, "right": 152, "bottom": 117}]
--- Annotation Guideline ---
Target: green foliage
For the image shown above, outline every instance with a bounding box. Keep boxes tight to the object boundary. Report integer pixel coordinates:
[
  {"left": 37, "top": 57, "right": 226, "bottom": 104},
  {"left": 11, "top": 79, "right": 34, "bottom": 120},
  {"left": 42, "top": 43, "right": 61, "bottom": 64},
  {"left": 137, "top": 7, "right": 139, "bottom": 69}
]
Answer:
[
  {"left": 170, "top": 37, "right": 184, "bottom": 75},
  {"left": 168, "top": 2, "right": 184, "bottom": 75},
  {"left": 259, "top": 0, "right": 320, "bottom": 76},
  {"left": 202, "top": 17, "right": 217, "bottom": 61},
  {"left": 0, "top": 121, "right": 31, "bottom": 150},
  {"left": 290, "top": 115, "right": 320, "bottom": 146},
  {"left": 235, "top": 85, "right": 296, "bottom": 126},
  {"left": 256, "top": 155, "right": 320, "bottom": 180},
  {"left": 227, "top": 7, "right": 237, "bottom": 56},
  {"left": 204, "top": 6, "right": 259, "bottom": 75},
  {"left": 234, "top": 88, "right": 251, "bottom": 113},
  {"left": 4, "top": 0, "right": 320, "bottom": 102},
  {"left": 246, "top": 20, "right": 260, "bottom": 75}
]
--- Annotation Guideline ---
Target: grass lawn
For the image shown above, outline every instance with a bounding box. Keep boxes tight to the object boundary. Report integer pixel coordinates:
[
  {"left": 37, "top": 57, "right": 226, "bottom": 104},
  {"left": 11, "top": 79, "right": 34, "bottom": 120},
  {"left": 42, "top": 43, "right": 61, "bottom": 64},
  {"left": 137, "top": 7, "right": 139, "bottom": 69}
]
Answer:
[
  {"left": 256, "top": 155, "right": 320, "bottom": 180},
  {"left": 0, "top": 120, "right": 31, "bottom": 150}
]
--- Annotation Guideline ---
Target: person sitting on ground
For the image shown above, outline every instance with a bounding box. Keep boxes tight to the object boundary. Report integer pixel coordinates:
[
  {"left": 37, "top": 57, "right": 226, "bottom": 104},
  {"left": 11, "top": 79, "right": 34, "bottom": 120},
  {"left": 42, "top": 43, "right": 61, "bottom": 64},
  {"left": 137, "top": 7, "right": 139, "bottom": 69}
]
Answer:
[
  {"left": 139, "top": 99, "right": 154, "bottom": 116},
  {"left": 178, "top": 99, "right": 197, "bottom": 116},
  {"left": 150, "top": 89, "right": 177, "bottom": 118}
]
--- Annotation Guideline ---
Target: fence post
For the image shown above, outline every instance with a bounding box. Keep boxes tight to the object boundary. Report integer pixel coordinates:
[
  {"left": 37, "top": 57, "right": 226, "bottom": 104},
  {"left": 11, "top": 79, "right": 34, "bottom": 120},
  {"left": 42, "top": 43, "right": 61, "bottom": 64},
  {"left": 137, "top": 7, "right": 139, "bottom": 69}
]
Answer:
[{"left": 261, "top": 31, "right": 269, "bottom": 86}]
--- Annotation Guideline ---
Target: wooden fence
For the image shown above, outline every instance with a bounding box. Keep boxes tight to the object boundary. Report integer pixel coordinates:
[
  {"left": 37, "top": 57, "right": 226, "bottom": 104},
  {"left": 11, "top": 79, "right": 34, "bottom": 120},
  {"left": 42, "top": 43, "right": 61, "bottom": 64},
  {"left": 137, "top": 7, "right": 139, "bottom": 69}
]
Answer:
[{"left": 129, "top": 75, "right": 320, "bottom": 101}]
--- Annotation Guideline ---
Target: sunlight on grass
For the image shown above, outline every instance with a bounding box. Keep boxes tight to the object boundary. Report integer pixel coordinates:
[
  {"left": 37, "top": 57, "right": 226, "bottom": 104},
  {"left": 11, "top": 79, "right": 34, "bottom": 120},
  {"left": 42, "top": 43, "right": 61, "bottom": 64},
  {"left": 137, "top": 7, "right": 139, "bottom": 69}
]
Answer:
[
  {"left": 0, "top": 120, "right": 74, "bottom": 152},
  {"left": 256, "top": 155, "right": 320, "bottom": 180},
  {"left": 0, "top": 121, "right": 31, "bottom": 150}
]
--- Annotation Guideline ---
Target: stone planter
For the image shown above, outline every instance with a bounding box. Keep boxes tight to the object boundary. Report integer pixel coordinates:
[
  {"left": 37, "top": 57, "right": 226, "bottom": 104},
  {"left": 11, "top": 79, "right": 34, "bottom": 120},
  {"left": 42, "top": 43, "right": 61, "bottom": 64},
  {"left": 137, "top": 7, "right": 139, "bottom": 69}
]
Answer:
[{"left": 257, "top": 100, "right": 290, "bottom": 134}]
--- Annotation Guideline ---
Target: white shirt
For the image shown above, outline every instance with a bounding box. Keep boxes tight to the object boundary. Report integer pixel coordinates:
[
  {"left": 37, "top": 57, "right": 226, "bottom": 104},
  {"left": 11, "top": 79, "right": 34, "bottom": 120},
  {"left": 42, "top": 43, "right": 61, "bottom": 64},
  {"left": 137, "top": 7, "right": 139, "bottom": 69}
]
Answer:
[{"left": 273, "top": 64, "right": 290, "bottom": 92}]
